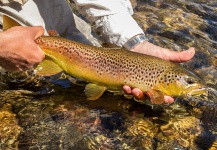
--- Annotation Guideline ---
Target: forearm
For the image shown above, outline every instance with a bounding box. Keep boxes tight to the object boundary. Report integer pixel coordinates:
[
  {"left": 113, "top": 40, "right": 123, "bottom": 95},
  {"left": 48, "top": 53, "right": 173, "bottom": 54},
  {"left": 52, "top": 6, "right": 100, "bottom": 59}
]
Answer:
[{"left": 74, "top": 0, "right": 144, "bottom": 48}]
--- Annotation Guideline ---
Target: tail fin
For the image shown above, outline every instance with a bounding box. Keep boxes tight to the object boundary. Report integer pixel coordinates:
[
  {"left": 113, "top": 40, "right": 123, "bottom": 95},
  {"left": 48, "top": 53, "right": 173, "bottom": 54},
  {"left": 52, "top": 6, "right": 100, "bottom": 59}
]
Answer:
[{"left": 2, "top": 15, "right": 22, "bottom": 30}]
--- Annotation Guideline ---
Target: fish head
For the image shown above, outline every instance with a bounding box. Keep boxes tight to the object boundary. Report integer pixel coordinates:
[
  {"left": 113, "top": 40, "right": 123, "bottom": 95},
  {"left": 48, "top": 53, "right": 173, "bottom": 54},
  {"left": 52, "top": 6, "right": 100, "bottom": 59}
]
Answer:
[
  {"left": 175, "top": 73, "right": 207, "bottom": 97},
  {"left": 154, "top": 67, "right": 207, "bottom": 98}
]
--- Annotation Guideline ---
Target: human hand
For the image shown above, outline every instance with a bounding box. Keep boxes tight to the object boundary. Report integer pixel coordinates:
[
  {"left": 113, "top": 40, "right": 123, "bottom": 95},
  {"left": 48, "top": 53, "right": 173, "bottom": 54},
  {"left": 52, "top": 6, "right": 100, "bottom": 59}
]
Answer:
[
  {"left": 130, "top": 41, "right": 195, "bottom": 62},
  {"left": 122, "top": 41, "right": 196, "bottom": 104},
  {"left": 0, "top": 26, "right": 45, "bottom": 72}
]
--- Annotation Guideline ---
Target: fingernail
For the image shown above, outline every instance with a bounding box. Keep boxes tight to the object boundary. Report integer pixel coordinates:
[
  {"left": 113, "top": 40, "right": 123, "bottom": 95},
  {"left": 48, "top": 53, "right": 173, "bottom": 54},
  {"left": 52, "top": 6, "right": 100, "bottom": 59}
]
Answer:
[
  {"left": 189, "top": 48, "right": 195, "bottom": 54},
  {"left": 135, "top": 91, "right": 140, "bottom": 97},
  {"left": 164, "top": 97, "right": 169, "bottom": 104}
]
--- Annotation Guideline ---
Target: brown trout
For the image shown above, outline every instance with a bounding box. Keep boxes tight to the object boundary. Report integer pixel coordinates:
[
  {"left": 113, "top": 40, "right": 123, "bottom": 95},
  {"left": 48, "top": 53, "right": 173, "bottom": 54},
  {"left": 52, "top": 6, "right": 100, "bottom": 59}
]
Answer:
[
  {"left": 35, "top": 36, "right": 207, "bottom": 104},
  {"left": 1, "top": 12, "right": 207, "bottom": 104}
]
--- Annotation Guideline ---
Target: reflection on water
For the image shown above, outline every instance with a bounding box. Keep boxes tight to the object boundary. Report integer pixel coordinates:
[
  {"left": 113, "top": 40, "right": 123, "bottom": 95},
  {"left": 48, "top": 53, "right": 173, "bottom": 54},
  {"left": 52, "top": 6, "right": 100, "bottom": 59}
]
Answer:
[{"left": 0, "top": 0, "right": 217, "bottom": 149}]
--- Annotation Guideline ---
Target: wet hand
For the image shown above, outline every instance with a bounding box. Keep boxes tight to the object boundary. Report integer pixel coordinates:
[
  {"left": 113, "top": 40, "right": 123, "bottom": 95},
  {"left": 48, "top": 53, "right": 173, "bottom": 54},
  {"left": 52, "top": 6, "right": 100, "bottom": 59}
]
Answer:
[
  {"left": 0, "top": 26, "right": 45, "bottom": 72},
  {"left": 122, "top": 85, "right": 174, "bottom": 104},
  {"left": 131, "top": 41, "right": 195, "bottom": 62}
]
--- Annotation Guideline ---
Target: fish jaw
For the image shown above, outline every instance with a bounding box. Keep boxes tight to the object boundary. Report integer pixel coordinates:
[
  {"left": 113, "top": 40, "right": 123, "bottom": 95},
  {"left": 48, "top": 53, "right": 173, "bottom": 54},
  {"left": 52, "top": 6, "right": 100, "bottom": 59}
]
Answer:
[{"left": 185, "top": 84, "right": 208, "bottom": 97}]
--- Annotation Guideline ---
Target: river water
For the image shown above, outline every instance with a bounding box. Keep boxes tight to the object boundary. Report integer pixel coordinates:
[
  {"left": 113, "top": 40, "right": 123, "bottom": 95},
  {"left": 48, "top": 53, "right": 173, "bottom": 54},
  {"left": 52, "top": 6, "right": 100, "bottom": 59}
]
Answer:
[{"left": 0, "top": 0, "right": 217, "bottom": 149}]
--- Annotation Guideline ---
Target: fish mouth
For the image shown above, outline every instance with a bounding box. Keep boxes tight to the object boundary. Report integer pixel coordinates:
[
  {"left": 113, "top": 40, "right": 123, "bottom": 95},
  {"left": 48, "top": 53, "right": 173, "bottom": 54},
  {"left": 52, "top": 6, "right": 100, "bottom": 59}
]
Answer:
[{"left": 186, "top": 87, "right": 208, "bottom": 96}]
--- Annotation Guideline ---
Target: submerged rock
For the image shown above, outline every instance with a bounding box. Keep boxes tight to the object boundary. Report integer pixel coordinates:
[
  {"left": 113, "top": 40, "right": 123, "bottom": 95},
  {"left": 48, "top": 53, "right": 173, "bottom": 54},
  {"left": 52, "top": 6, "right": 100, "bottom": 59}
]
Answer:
[{"left": 0, "top": 0, "right": 216, "bottom": 149}]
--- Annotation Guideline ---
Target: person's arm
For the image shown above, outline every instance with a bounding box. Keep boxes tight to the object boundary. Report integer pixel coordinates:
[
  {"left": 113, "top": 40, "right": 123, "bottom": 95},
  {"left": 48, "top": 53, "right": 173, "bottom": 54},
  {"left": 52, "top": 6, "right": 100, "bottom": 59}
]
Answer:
[
  {"left": 74, "top": 0, "right": 143, "bottom": 47},
  {"left": 0, "top": 26, "right": 45, "bottom": 72},
  {"left": 74, "top": 0, "right": 195, "bottom": 61},
  {"left": 74, "top": 0, "right": 195, "bottom": 103}
]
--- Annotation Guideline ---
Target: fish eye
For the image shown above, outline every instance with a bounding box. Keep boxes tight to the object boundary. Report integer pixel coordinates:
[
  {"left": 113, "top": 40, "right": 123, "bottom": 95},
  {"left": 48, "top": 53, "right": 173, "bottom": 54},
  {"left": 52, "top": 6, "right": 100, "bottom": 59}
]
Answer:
[{"left": 186, "top": 77, "right": 195, "bottom": 84}]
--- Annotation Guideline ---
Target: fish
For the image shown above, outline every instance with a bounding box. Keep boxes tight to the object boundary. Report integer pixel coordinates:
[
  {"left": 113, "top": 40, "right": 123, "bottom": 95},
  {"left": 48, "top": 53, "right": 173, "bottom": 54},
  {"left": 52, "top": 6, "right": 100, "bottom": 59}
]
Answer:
[
  {"left": 1, "top": 14, "right": 207, "bottom": 104},
  {"left": 34, "top": 36, "right": 207, "bottom": 104}
]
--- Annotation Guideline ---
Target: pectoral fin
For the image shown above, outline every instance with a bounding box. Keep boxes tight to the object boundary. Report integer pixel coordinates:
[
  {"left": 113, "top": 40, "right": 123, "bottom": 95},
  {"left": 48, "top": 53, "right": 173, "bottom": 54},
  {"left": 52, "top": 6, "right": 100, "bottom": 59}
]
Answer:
[
  {"left": 147, "top": 89, "right": 165, "bottom": 104},
  {"left": 84, "top": 83, "right": 107, "bottom": 100},
  {"left": 35, "top": 57, "right": 63, "bottom": 76}
]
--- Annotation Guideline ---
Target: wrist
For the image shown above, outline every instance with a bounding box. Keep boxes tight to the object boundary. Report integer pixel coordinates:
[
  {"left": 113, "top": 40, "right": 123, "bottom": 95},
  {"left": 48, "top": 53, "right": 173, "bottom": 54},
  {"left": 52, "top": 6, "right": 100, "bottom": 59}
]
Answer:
[{"left": 124, "top": 34, "right": 148, "bottom": 50}]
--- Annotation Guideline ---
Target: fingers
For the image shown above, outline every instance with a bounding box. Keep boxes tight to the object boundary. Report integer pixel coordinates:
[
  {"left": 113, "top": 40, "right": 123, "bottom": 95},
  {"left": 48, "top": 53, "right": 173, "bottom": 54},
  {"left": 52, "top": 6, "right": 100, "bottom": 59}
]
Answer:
[
  {"left": 164, "top": 95, "right": 174, "bottom": 104},
  {"left": 123, "top": 85, "right": 175, "bottom": 104},
  {"left": 23, "top": 26, "right": 45, "bottom": 63},
  {"left": 32, "top": 26, "right": 45, "bottom": 40},
  {"left": 123, "top": 85, "right": 145, "bottom": 99},
  {"left": 168, "top": 47, "right": 195, "bottom": 63},
  {"left": 27, "top": 46, "right": 45, "bottom": 64},
  {"left": 29, "top": 26, "right": 45, "bottom": 62},
  {"left": 131, "top": 88, "right": 144, "bottom": 99},
  {"left": 131, "top": 41, "right": 196, "bottom": 63},
  {"left": 24, "top": 26, "right": 45, "bottom": 40},
  {"left": 122, "top": 85, "right": 132, "bottom": 94},
  {"left": 7, "top": 26, "right": 45, "bottom": 39}
]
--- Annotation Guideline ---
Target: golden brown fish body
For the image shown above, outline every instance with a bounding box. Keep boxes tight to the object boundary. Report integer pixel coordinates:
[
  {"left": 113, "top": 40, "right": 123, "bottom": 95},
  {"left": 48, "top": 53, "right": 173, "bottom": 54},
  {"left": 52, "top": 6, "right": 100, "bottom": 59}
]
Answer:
[{"left": 35, "top": 36, "right": 207, "bottom": 104}]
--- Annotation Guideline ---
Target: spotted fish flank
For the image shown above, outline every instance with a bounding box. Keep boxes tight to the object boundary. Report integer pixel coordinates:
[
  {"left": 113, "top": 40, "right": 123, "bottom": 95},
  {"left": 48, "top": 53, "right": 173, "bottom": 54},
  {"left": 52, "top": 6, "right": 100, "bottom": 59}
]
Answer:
[{"left": 35, "top": 36, "right": 207, "bottom": 104}]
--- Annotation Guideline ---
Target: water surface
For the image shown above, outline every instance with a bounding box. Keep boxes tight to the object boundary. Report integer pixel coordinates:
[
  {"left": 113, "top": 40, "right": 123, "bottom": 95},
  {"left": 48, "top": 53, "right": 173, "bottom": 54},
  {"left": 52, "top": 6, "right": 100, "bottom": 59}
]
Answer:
[{"left": 0, "top": 0, "right": 217, "bottom": 149}]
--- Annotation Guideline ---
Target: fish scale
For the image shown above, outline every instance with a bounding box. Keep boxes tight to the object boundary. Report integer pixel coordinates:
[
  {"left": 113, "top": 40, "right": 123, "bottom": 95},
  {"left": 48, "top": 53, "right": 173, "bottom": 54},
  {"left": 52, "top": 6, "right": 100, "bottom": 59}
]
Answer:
[
  {"left": 35, "top": 36, "right": 206, "bottom": 104},
  {"left": 36, "top": 36, "right": 170, "bottom": 88}
]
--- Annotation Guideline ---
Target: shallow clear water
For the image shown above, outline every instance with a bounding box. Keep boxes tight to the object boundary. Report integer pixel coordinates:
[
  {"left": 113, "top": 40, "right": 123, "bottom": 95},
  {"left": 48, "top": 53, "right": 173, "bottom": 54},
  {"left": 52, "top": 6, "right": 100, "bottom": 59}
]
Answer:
[{"left": 0, "top": 0, "right": 217, "bottom": 149}]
